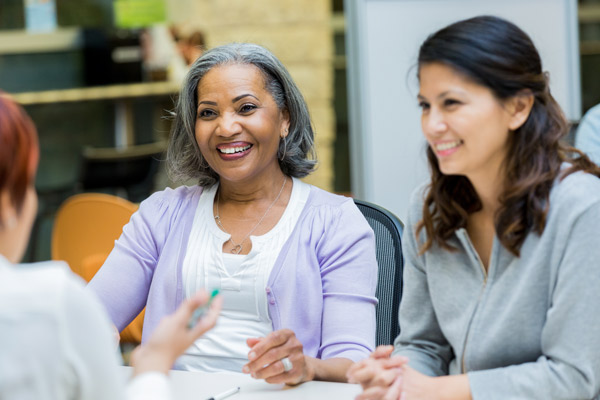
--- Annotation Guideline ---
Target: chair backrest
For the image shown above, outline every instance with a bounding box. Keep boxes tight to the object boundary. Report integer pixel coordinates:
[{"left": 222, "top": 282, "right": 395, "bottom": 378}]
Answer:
[
  {"left": 79, "top": 141, "right": 166, "bottom": 202},
  {"left": 51, "top": 193, "right": 144, "bottom": 343},
  {"left": 52, "top": 193, "right": 138, "bottom": 281},
  {"left": 354, "top": 199, "right": 404, "bottom": 346}
]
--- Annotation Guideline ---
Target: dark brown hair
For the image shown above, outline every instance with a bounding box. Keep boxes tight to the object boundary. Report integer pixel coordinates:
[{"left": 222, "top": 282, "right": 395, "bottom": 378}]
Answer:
[
  {"left": 416, "top": 16, "right": 600, "bottom": 256},
  {"left": 0, "top": 93, "right": 39, "bottom": 220}
]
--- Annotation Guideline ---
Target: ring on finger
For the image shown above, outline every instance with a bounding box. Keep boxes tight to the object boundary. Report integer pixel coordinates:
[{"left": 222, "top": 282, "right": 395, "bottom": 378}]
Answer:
[{"left": 281, "top": 357, "right": 293, "bottom": 372}]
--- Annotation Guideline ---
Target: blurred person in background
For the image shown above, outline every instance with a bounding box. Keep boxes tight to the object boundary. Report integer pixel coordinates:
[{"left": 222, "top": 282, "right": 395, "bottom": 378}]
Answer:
[
  {"left": 576, "top": 102, "right": 600, "bottom": 165},
  {"left": 88, "top": 43, "right": 378, "bottom": 385},
  {"left": 180, "top": 30, "right": 206, "bottom": 65},
  {"left": 348, "top": 16, "right": 600, "bottom": 400},
  {"left": 0, "top": 93, "right": 222, "bottom": 400}
]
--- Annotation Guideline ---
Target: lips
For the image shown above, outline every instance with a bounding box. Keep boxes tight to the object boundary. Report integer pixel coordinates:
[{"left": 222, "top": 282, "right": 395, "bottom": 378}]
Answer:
[
  {"left": 434, "top": 139, "right": 463, "bottom": 156},
  {"left": 216, "top": 142, "right": 253, "bottom": 160}
]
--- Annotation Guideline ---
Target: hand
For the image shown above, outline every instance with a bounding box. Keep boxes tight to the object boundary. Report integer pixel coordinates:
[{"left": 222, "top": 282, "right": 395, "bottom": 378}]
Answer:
[
  {"left": 130, "top": 291, "right": 222, "bottom": 376},
  {"left": 242, "top": 329, "right": 313, "bottom": 385},
  {"left": 396, "top": 365, "right": 437, "bottom": 400},
  {"left": 347, "top": 345, "right": 408, "bottom": 400}
]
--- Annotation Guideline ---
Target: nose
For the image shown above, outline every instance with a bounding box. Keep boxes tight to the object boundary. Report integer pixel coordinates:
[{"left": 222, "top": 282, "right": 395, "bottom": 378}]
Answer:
[
  {"left": 216, "top": 111, "right": 242, "bottom": 137},
  {"left": 422, "top": 108, "right": 447, "bottom": 137}
]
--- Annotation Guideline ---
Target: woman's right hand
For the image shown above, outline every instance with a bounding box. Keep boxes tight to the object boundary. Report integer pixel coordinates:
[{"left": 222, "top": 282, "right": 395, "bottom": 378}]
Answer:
[
  {"left": 130, "top": 291, "right": 222, "bottom": 376},
  {"left": 347, "top": 345, "right": 408, "bottom": 400}
]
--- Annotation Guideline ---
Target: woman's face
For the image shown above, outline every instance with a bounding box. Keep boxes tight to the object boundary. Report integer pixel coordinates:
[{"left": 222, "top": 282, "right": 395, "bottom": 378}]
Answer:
[
  {"left": 418, "top": 62, "right": 514, "bottom": 182},
  {"left": 194, "top": 63, "right": 289, "bottom": 185}
]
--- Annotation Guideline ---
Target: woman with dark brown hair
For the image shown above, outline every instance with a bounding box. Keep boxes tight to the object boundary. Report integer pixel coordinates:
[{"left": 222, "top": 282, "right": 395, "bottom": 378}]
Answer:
[{"left": 347, "top": 16, "right": 600, "bottom": 400}]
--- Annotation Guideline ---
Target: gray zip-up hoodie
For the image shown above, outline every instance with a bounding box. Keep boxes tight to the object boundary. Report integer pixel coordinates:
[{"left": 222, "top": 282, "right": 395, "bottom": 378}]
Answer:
[{"left": 394, "top": 170, "right": 600, "bottom": 399}]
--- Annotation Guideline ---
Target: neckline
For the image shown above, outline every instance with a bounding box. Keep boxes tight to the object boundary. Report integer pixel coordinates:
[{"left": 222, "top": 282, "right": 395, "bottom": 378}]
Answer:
[{"left": 203, "top": 177, "right": 301, "bottom": 248}]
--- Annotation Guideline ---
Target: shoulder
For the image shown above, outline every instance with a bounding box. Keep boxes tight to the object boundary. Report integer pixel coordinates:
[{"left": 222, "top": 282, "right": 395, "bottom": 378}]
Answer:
[
  {"left": 301, "top": 184, "right": 372, "bottom": 233},
  {"left": 137, "top": 185, "right": 206, "bottom": 219},
  {"left": 143, "top": 185, "right": 205, "bottom": 208},
  {"left": 305, "top": 184, "right": 355, "bottom": 209},
  {"left": 2, "top": 261, "right": 87, "bottom": 313},
  {"left": 551, "top": 169, "right": 600, "bottom": 211},
  {"left": 545, "top": 170, "right": 600, "bottom": 234},
  {"left": 14, "top": 260, "right": 82, "bottom": 293},
  {"left": 580, "top": 103, "right": 600, "bottom": 125}
]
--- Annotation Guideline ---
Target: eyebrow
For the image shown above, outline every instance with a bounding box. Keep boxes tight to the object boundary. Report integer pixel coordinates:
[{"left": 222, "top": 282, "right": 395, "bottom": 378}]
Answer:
[
  {"left": 233, "top": 93, "right": 258, "bottom": 102},
  {"left": 197, "top": 93, "right": 259, "bottom": 108},
  {"left": 417, "top": 90, "right": 465, "bottom": 101}
]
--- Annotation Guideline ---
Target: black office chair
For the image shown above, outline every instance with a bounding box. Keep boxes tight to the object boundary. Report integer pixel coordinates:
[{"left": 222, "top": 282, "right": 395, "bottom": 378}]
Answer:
[
  {"left": 79, "top": 141, "right": 166, "bottom": 203},
  {"left": 354, "top": 199, "right": 404, "bottom": 346}
]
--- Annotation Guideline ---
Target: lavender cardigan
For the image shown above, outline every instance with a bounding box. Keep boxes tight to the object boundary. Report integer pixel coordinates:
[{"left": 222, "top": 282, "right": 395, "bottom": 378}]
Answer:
[{"left": 88, "top": 184, "right": 378, "bottom": 362}]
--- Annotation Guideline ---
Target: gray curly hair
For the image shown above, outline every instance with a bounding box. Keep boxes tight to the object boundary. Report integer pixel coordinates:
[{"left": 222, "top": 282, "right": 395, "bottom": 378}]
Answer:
[{"left": 166, "top": 43, "right": 317, "bottom": 186}]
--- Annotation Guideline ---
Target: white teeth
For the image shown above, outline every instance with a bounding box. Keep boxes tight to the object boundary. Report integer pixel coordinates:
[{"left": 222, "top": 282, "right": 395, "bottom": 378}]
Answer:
[
  {"left": 219, "top": 145, "right": 251, "bottom": 154},
  {"left": 435, "top": 140, "right": 462, "bottom": 151}
]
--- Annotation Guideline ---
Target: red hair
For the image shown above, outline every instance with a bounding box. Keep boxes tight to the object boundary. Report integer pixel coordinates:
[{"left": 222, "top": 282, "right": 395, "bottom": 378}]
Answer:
[{"left": 0, "top": 93, "right": 39, "bottom": 216}]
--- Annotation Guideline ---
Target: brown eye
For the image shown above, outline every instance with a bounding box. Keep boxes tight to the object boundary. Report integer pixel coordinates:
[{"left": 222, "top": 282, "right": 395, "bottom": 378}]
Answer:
[
  {"left": 198, "top": 109, "right": 217, "bottom": 119},
  {"left": 239, "top": 104, "right": 257, "bottom": 113}
]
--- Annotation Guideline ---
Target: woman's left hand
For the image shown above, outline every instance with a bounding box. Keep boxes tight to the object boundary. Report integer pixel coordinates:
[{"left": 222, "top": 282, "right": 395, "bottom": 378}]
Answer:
[{"left": 242, "top": 329, "right": 314, "bottom": 385}]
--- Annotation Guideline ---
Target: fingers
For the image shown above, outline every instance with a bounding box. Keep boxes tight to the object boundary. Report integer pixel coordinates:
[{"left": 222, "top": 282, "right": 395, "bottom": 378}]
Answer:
[
  {"left": 383, "top": 356, "right": 409, "bottom": 369},
  {"left": 371, "top": 345, "right": 394, "bottom": 359},
  {"left": 347, "top": 359, "right": 379, "bottom": 385},
  {"left": 243, "top": 329, "right": 305, "bottom": 383},
  {"left": 255, "top": 353, "right": 303, "bottom": 383},
  {"left": 178, "top": 291, "right": 210, "bottom": 320},
  {"left": 355, "top": 385, "right": 392, "bottom": 400},
  {"left": 190, "top": 295, "right": 222, "bottom": 337},
  {"left": 383, "top": 374, "right": 403, "bottom": 400},
  {"left": 247, "top": 329, "right": 292, "bottom": 362}
]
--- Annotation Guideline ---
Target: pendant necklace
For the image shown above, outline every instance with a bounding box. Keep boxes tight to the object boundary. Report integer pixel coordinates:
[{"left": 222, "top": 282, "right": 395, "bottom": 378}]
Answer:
[{"left": 215, "top": 176, "right": 288, "bottom": 254}]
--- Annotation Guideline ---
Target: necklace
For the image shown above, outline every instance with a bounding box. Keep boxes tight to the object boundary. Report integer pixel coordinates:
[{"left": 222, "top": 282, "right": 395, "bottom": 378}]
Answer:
[{"left": 215, "top": 176, "right": 288, "bottom": 254}]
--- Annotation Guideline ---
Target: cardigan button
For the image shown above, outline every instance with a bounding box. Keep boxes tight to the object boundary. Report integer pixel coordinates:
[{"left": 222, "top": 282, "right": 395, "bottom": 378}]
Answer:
[
  {"left": 265, "top": 287, "right": 271, "bottom": 294},
  {"left": 269, "top": 299, "right": 276, "bottom": 305}
]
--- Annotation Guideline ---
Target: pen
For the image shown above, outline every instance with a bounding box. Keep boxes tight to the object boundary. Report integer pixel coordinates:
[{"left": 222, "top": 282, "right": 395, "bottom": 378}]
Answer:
[
  {"left": 206, "top": 386, "right": 240, "bottom": 400},
  {"left": 187, "top": 289, "right": 220, "bottom": 329}
]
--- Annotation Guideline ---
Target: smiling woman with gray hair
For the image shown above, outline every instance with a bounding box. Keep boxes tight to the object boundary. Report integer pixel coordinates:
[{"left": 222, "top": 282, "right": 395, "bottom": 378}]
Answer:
[{"left": 88, "top": 43, "right": 378, "bottom": 385}]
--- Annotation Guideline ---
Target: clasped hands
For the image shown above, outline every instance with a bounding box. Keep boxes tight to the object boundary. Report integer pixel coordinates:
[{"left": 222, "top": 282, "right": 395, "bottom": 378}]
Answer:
[
  {"left": 242, "top": 329, "right": 313, "bottom": 385},
  {"left": 347, "top": 345, "right": 439, "bottom": 400}
]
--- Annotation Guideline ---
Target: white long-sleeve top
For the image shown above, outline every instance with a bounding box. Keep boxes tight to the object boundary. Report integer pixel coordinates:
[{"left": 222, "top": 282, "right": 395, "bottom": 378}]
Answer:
[{"left": 0, "top": 255, "right": 170, "bottom": 400}]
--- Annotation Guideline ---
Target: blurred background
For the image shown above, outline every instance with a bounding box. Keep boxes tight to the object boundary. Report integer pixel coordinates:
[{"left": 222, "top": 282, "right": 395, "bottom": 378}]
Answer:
[{"left": 1, "top": 0, "right": 599, "bottom": 262}]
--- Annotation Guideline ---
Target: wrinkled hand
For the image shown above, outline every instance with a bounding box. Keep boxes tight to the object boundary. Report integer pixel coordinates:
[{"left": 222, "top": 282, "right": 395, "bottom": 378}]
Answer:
[
  {"left": 130, "top": 291, "right": 222, "bottom": 376},
  {"left": 347, "top": 345, "right": 408, "bottom": 400},
  {"left": 243, "top": 329, "right": 313, "bottom": 385}
]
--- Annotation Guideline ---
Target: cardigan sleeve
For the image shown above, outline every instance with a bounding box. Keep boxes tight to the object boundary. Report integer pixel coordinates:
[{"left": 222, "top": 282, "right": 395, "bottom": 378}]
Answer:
[
  {"left": 467, "top": 201, "right": 600, "bottom": 400},
  {"left": 391, "top": 193, "right": 454, "bottom": 377},
  {"left": 87, "top": 191, "right": 170, "bottom": 332},
  {"left": 316, "top": 198, "right": 378, "bottom": 362}
]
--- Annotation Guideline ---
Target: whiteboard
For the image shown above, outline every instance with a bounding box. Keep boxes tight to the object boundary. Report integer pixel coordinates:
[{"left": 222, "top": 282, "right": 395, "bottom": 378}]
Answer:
[{"left": 345, "top": 0, "right": 580, "bottom": 222}]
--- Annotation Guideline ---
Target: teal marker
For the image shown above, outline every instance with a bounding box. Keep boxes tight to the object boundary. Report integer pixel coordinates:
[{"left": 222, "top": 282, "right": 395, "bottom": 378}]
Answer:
[{"left": 188, "top": 289, "right": 220, "bottom": 329}]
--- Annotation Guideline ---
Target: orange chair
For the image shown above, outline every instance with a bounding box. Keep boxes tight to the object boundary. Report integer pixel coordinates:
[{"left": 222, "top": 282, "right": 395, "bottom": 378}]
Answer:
[{"left": 51, "top": 193, "right": 145, "bottom": 344}]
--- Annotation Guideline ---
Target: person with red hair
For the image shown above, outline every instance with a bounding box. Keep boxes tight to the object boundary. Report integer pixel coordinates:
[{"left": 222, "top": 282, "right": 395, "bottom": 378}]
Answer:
[{"left": 0, "top": 92, "right": 222, "bottom": 400}]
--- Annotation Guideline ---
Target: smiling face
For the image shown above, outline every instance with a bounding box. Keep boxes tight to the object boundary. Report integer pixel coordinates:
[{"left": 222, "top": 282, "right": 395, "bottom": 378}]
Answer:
[
  {"left": 194, "top": 63, "right": 289, "bottom": 185},
  {"left": 418, "top": 62, "right": 515, "bottom": 183}
]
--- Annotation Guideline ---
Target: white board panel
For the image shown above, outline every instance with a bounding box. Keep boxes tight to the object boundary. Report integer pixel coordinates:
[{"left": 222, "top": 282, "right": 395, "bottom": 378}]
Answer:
[{"left": 345, "top": 0, "right": 580, "bottom": 222}]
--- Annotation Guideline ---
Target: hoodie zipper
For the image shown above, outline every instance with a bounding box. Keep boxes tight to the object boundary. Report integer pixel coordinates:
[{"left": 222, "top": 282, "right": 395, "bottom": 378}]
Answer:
[{"left": 460, "top": 240, "right": 489, "bottom": 374}]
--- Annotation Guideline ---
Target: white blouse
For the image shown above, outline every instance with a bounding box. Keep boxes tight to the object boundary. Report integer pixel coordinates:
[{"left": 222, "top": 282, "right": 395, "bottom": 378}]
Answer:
[{"left": 176, "top": 177, "right": 309, "bottom": 373}]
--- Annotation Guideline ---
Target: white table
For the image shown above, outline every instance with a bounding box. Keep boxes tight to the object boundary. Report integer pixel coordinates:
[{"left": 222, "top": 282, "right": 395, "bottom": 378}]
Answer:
[{"left": 121, "top": 366, "right": 362, "bottom": 399}]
